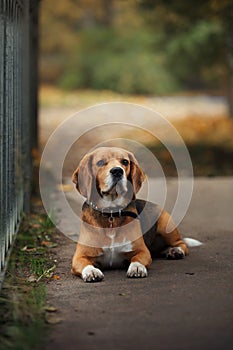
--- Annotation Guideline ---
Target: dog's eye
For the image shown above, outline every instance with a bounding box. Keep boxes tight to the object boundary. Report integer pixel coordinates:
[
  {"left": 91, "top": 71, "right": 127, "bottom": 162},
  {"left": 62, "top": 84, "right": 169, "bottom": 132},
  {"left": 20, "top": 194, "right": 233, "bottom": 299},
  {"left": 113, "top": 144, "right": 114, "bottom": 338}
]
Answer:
[
  {"left": 121, "top": 159, "right": 129, "bottom": 166},
  {"left": 96, "top": 159, "right": 106, "bottom": 167}
]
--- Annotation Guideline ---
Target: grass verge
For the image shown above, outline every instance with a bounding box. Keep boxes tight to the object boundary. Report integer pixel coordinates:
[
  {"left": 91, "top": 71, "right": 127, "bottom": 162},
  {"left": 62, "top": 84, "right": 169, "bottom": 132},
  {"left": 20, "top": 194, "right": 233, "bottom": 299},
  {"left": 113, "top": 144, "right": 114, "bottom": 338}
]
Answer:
[{"left": 0, "top": 199, "right": 57, "bottom": 350}]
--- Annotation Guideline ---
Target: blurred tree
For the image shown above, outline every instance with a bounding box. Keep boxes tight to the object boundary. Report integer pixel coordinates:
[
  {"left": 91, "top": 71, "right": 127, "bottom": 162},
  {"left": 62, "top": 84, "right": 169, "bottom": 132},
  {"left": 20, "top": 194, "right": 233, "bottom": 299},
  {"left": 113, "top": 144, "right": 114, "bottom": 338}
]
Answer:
[
  {"left": 40, "top": 0, "right": 178, "bottom": 94},
  {"left": 40, "top": 0, "right": 117, "bottom": 82},
  {"left": 40, "top": 0, "right": 233, "bottom": 114},
  {"left": 138, "top": 0, "right": 233, "bottom": 116},
  {"left": 58, "top": 27, "right": 178, "bottom": 94}
]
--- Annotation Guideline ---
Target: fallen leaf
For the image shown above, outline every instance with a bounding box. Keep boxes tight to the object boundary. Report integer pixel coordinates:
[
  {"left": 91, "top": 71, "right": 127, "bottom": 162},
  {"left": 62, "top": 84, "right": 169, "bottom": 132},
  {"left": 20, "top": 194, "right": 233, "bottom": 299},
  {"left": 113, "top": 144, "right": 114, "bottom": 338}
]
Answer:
[
  {"left": 57, "top": 184, "right": 74, "bottom": 192},
  {"left": 27, "top": 248, "right": 37, "bottom": 252},
  {"left": 27, "top": 275, "right": 37, "bottom": 283},
  {"left": 44, "top": 305, "right": 57, "bottom": 312},
  {"left": 53, "top": 275, "right": 60, "bottom": 280},
  {"left": 21, "top": 246, "right": 37, "bottom": 252},
  {"left": 45, "top": 314, "right": 62, "bottom": 324},
  {"left": 32, "top": 198, "right": 43, "bottom": 206},
  {"left": 32, "top": 223, "right": 41, "bottom": 228},
  {"left": 41, "top": 241, "right": 58, "bottom": 248},
  {"left": 41, "top": 240, "right": 50, "bottom": 246}
]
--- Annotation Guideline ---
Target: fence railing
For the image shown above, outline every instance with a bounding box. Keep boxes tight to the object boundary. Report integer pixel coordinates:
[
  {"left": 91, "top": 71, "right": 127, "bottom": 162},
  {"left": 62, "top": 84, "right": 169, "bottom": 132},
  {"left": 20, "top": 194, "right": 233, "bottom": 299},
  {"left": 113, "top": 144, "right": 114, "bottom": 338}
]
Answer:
[{"left": 0, "top": 0, "right": 39, "bottom": 284}]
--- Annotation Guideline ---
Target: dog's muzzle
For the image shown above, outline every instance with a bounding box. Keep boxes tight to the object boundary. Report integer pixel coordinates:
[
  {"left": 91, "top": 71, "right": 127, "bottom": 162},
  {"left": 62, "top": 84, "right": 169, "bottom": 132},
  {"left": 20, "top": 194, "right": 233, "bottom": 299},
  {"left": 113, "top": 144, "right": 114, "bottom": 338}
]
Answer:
[
  {"left": 110, "top": 167, "right": 124, "bottom": 181},
  {"left": 101, "top": 167, "right": 127, "bottom": 196}
]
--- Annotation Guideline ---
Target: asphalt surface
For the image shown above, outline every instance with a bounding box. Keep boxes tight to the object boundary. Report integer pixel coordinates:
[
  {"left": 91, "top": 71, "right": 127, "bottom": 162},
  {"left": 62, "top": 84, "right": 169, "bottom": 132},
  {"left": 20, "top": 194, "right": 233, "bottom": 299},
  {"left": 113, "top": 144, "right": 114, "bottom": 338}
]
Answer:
[
  {"left": 40, "top": 98, "right": 232, "bottom": 350},
  {"left": 44, "top": 177, "right": 233, "bottom": 350}
]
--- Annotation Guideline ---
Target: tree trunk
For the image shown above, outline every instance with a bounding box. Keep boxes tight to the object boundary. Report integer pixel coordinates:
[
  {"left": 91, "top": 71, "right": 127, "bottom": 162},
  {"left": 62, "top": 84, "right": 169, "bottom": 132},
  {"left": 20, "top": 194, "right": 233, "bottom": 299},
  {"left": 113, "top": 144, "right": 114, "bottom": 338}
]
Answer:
[
  {"left": 102, "top": 0, "right": 115, "bottom": 27},
  {"left": 226, "top": 73, "right": 233, "bottom": 117},
  {"left": 224, "top": 3, "right": 233, "bottom": 117}
]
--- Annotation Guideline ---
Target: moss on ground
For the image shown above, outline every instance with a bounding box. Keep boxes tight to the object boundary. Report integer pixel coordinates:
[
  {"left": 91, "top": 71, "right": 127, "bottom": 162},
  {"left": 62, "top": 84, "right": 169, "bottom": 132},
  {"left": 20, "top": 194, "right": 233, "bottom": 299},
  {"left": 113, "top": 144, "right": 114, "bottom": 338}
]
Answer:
[{"left": 0, "top": 199, "right": 57, "bottom": 350}]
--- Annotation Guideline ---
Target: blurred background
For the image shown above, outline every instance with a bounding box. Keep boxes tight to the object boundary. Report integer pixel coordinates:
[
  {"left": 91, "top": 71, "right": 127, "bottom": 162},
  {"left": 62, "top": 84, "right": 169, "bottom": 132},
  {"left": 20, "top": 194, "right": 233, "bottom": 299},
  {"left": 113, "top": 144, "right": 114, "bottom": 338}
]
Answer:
[{"left": 39, "top": 0, "right": 233, "bottom": 176}]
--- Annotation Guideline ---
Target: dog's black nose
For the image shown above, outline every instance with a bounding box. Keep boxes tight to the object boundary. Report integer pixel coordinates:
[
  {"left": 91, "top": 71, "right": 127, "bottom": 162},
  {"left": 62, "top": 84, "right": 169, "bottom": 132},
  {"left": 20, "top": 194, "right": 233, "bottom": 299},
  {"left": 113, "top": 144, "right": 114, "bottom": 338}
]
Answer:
[{"left": 110, "top": 167, "right": 123, "bottom": 178}]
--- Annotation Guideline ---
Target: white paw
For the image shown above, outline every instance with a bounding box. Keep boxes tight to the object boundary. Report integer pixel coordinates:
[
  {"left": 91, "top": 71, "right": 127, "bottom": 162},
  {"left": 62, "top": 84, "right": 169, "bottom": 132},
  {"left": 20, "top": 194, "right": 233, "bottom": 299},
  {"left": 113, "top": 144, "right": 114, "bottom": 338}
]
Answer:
[
  {"left": 166, "top": 247, "right": 185, "bottom": 260},
  {"left": 82, "top": 265, "right": 104, "bottom": 282},
  {"left": 127, "top": 262, "right": 147, "bottom": 278}
]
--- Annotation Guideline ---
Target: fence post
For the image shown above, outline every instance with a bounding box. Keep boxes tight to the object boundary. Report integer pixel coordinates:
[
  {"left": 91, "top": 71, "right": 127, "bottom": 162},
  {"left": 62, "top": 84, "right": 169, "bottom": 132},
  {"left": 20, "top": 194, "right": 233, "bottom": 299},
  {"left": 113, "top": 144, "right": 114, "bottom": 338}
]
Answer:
[{"left": 0, "top": 0, "right": 39, "bottom": 285}]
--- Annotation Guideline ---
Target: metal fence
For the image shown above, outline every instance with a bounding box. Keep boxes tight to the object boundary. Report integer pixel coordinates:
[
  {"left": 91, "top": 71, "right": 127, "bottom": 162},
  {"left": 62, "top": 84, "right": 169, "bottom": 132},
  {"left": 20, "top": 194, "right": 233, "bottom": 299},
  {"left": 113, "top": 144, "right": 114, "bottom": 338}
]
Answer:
[{"left": 0, "top": 0, "right": 39, "bottom": 283}]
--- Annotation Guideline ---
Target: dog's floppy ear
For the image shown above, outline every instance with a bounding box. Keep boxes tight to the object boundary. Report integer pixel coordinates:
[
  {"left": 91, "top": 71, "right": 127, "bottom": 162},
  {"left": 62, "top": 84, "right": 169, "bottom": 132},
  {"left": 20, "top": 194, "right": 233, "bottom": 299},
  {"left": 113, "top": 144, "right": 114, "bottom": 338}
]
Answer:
[
  {"left": 128, "top": 152, "right": 146, "bottom": 195},
  {"left": 72, "top": 153, "right": 93, "bottom": 199}
]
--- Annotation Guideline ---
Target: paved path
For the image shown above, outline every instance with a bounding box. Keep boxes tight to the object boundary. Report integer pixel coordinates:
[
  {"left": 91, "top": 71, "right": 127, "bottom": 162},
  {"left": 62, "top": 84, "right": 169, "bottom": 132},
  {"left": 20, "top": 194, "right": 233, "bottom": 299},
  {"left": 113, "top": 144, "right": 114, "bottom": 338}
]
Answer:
[
  {"left": 45, "top": 178, "right": 233, "bottom": 350},
  {"left": 40, "top": 97, "right": 232, "bottom": 349}
]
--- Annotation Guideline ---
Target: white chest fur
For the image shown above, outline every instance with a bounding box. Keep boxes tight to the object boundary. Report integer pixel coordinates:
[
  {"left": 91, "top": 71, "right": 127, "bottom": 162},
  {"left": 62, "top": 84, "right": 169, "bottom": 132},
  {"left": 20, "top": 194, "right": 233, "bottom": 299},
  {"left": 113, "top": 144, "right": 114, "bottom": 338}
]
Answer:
[{"left": 97, "top": 234, "right": 133, "bottom": 268}]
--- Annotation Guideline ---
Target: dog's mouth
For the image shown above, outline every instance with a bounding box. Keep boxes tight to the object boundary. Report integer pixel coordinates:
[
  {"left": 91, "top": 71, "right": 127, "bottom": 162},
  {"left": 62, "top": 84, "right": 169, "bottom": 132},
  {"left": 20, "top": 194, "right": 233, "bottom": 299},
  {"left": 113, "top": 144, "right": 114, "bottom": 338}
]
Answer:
[{"left": 101, "top": 177, "right": 125, "bottom": 196}]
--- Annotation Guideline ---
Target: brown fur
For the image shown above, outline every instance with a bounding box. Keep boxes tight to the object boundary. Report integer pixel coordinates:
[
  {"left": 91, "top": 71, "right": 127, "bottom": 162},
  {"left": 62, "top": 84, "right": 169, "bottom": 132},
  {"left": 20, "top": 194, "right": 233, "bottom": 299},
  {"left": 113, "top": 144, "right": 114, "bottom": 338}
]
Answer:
[{"left": 71, "top": 147, "right": 188, "bottom": 281}]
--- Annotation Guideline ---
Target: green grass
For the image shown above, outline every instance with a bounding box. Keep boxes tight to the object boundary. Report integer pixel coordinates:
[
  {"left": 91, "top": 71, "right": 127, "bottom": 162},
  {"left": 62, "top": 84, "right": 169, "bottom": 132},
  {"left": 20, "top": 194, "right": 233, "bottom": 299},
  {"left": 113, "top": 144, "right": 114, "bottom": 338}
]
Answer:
[{"left": 0, "top": 209, "right": 56, "bottom": 350}]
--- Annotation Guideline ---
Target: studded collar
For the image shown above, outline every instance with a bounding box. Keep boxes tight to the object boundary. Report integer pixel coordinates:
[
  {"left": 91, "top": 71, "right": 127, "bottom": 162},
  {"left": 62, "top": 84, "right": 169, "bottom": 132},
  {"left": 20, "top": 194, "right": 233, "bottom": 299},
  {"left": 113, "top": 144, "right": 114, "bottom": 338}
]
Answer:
[{"left": 86, "top": 200, "right": 139, "bottom": 220}]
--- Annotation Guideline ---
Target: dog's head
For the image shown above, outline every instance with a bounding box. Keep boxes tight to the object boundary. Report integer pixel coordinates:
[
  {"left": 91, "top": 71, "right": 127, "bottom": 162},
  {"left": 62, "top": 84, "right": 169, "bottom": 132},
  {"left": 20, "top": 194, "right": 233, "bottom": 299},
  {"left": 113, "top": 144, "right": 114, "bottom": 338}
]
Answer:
[{"left": 72, "top": 147, "right": 145, "bottom": 207}]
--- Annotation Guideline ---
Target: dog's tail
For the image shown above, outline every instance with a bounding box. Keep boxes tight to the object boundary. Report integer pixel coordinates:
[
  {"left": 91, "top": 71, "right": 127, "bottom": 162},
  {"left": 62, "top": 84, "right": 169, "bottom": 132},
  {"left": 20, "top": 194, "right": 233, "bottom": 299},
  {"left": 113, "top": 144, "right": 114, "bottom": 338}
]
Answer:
[{"left": 183, "top": 237, "right": 203, "bottom": 247}]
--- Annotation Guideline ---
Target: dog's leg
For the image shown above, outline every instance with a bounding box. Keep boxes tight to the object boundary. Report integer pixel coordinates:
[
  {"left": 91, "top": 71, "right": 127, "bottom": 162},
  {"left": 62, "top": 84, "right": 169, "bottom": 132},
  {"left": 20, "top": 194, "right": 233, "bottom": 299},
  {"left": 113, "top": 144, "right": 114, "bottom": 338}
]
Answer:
[
  {"left": 72, "top": 244, "right": 104, "bottom": 282},
  {"left": 72, "top": 257, "right": 104, "bottom": 282},
  {"left": 157, "top": 210, "right": 188, "bottom": 259},
  {"left": 126, "top": 238, "right": 152, "bottom": 278}
]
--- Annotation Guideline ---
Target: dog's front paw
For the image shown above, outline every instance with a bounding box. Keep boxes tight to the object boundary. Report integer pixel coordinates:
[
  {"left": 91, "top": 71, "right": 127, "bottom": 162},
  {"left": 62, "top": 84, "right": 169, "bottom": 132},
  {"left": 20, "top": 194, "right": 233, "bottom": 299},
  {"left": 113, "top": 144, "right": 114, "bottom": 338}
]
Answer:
[
  {"left": 166, "top": 247, "right": 185, "bottom": 260},
  {"left": 82, "top": 265, "right": 104, "bottom": 282},
  {"left": 127, "top": 262, "right": 147, "bottom": 278}
]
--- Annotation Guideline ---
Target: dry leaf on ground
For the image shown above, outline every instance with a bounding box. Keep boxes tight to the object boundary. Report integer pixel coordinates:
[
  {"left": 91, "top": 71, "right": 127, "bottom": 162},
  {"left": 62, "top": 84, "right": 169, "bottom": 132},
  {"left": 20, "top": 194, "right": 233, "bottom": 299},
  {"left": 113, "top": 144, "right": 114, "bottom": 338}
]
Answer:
[{"left": 45, "top": 314, "right": 62, "bottom": 324}]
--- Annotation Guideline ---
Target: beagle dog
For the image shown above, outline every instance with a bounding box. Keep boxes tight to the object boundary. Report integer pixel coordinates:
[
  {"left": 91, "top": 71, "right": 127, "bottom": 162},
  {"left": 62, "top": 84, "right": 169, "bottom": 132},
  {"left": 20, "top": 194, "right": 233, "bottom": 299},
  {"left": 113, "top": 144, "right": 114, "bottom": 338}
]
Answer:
[{"left": 71, "top": 147, "right": 188, "bottom": 282}]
